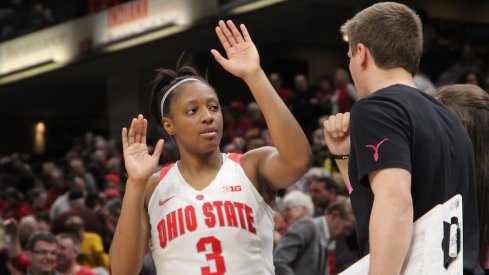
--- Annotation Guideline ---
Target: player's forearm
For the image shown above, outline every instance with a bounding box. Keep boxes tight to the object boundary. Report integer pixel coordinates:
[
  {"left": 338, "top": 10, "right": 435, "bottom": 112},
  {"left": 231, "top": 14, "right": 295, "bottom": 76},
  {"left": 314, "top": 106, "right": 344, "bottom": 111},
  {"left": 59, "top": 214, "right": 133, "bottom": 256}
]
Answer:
[
  {"left": 243, "top": 69, "right": 312, "bottom": 170},
  {"left": 110, "top": 180, "right": 148, "bottom": 275},
  {"left": 368, "top": 192, "right": 413, "bottom": 275}
]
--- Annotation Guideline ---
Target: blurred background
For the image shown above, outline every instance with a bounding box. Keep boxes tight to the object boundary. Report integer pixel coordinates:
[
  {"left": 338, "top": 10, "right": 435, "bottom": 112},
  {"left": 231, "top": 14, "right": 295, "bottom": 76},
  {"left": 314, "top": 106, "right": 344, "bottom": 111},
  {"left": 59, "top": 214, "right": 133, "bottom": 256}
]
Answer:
[
  {"left": 0, "top": 1, "right": 488, "bottom": 274},
  {"left": 0, "top": 0, "right": 488, "bottom": 157}
]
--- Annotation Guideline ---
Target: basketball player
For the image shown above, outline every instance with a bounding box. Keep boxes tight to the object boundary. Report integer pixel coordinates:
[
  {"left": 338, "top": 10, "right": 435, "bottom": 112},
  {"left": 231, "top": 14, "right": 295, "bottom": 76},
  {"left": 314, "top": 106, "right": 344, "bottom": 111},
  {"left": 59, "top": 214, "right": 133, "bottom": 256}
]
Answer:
[{"left": 109, "top": 20, "right": 312, "bottom": 275}]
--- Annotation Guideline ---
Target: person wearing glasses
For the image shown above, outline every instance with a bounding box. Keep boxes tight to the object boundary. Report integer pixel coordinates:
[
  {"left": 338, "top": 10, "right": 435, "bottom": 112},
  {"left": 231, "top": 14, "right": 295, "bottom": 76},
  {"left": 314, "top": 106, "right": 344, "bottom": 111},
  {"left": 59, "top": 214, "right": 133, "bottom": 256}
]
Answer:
[{"left": 4, "top": 219, "right": 59, "bottom": 275}]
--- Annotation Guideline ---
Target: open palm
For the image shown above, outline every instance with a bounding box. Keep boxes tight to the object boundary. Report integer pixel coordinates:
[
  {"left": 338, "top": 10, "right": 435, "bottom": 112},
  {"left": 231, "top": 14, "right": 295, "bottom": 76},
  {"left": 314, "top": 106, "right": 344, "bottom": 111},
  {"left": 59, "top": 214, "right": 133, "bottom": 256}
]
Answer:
[
  {"left": 211, "top": 20, "right": 260, "bottom": 79},
  {"left": 122, "top": 114, "right": 163, "bottom": 184}
]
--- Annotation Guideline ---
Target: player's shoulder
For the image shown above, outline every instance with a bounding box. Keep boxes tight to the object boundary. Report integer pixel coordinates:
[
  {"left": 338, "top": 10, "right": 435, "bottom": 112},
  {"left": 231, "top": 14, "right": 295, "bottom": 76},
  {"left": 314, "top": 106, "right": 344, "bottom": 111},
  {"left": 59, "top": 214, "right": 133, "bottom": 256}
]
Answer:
[
  {"left": 145, "top": 163, "right": 177, "bottom": 207},
  {"left": 226, "top": 152, "right": 242, "bottom": 164},
  {"left": 159, "top": 163, "right": 175, "bottom": 180},
  {"left": 144, "top": 170, "right": 166, "bottom": 207}
]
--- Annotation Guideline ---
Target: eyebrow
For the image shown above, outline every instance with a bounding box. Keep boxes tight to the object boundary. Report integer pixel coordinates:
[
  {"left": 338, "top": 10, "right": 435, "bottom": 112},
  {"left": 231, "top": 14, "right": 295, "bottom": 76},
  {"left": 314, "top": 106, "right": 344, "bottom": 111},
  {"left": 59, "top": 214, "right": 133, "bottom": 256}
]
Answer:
[{"left": 182, "top": 96, "right": 219, "bottom": 105}]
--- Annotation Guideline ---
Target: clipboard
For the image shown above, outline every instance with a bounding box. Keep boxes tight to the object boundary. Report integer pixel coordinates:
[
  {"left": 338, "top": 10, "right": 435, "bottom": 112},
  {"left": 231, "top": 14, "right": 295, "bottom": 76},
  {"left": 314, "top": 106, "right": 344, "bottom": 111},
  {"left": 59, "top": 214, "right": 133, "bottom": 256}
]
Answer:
[{"left": 340, "top": 194, "right": 463, "bottom": 275}]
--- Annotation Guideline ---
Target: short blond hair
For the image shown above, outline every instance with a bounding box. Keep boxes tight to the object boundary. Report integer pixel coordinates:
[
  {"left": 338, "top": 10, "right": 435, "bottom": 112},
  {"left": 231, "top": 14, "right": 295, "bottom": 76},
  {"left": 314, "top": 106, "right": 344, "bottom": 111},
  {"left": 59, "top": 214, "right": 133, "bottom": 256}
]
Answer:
[{"left": 341, "top": 2, "right": 423, "bottom": 75}]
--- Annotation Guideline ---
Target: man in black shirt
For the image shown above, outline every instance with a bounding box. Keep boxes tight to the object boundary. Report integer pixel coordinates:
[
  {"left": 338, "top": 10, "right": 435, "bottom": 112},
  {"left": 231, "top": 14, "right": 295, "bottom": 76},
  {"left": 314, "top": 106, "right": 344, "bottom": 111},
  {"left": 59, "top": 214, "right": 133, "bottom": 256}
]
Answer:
[{"left": 323, "top": 2, "right": 482, "bottom": 274}]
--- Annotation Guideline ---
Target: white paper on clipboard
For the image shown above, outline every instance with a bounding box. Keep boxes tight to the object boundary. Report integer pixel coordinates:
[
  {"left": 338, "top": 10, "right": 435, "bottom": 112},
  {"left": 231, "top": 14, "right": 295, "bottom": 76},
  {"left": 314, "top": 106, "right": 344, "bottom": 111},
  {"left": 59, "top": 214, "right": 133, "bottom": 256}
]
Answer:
[{"left": 339, "top": 194, "right": 463, "bottom": 275}]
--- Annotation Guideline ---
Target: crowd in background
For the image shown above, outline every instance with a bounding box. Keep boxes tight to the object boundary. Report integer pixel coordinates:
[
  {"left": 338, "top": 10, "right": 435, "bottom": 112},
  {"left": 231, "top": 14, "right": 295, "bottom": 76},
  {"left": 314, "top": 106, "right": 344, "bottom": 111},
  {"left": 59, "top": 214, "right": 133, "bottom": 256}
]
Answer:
[
  {"left": 0, "top": 0, "right": 243, "bottom": 42},
  {"left": 0, "top": 37, "right": 488, "bottom": 274},
  {"left": 0, "top": 0, "right": 131, "bottom": 42}
]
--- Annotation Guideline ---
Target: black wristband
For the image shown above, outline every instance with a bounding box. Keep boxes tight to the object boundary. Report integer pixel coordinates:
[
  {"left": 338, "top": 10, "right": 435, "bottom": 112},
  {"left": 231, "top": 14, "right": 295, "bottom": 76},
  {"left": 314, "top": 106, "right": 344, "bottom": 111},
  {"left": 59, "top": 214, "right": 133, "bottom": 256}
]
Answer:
[{"left": 331, "top": 154, "right": 350, "bottom": 160}]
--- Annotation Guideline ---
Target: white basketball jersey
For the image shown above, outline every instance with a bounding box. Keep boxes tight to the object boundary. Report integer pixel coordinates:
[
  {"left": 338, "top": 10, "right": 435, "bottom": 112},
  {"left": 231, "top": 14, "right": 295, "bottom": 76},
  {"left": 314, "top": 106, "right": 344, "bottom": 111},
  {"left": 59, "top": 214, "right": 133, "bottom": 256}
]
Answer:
[{"left": 147, "top": 153, "right": 275, "bottom": 275}]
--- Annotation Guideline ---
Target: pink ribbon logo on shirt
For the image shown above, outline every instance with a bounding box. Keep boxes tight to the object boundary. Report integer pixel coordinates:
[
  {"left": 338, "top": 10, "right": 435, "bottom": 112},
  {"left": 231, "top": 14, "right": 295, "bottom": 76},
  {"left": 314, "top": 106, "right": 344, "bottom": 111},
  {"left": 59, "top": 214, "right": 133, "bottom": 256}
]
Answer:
[{"left": 365, "top": 138, "right": 389, "bottom": 162}]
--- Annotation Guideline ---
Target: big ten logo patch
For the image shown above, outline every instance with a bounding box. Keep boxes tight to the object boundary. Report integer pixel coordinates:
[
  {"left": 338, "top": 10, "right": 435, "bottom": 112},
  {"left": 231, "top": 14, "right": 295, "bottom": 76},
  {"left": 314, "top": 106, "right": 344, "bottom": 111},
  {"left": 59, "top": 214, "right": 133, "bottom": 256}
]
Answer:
[{"left": 222, "top": 185, "right": 242, "bottom": 193}]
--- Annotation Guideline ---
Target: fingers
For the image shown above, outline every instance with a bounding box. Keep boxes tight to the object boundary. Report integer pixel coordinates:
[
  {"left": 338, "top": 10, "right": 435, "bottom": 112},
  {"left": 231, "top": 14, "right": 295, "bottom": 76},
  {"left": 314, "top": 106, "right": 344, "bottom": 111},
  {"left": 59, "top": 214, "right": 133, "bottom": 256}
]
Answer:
[
  {"left": 210, "top": 49, "right": 225, "bottom": 65},
  {"left": 4, "top": 219, "right": 18, "bottom": 234},
  {"left": 227, "top": 20, "right": 244, "bottom": 43},
  {"left": 4, "top": 218, "right": 17, "bottom": 227},
  {"left": 125, "top": 114, "right": 147, "bottom": 149},
  {"left": 215, "top": 25, "right": 231, "bottom": 52},
  {"left": 342, "top": 112, "right": 350, "bottom": 132},
  {"left": 324, "top": 112, "right": 350, "bottom": 138},
  {"left": 122, "top": 127, "right": 128, "bottom": 152},
  {"left": 152, "top": 139, "right": 165, "bottom": 160},
  {"left": 216, "top": 20, "right": 247, "bottom": 48},
  {"left": 334, "top": 113, "right": 344, "bottom": 133},
  {"left": 127, "top": 117, "right": 137, "bottom": 146},
  {"left": 240, "top": 24, "right": 252, "bottom": 42},
  {"left": 134, "top": 114, "right": 143, "bottom": 144},
  {"left": 218, "top": 20, "right": 237, "bottom": 47},
  {"left": 141, "top": 118, "right": 147, "bottom": 145}
]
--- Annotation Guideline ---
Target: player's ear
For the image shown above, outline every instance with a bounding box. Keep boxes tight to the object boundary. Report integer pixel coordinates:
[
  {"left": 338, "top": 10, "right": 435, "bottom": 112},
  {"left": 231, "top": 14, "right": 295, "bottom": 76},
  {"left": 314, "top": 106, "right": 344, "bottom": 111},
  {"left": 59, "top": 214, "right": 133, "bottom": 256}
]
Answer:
[{"left": 163, "top": 118, "right": 174, "bottom": 136}]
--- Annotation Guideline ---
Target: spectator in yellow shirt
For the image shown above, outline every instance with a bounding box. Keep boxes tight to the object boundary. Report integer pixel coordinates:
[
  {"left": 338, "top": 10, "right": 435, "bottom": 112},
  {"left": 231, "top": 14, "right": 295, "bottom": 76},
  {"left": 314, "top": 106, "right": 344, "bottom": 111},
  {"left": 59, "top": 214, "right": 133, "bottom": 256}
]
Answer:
[{"left": 65, "top": 216, "right": 109, "bottom": 270}]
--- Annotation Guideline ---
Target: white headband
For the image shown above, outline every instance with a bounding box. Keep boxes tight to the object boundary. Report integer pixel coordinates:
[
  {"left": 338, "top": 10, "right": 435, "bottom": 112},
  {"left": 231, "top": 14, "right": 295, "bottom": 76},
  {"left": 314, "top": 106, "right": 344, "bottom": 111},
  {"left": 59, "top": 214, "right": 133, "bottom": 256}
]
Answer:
[{"left": 160, "top": 77, "right": 200, "bottom": 118}]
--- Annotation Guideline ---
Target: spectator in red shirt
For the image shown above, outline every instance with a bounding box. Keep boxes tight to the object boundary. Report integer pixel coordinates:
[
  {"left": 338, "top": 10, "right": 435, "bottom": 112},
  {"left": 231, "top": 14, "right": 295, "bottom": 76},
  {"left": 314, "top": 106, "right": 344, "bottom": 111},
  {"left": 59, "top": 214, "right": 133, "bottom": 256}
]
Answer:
[
  {"left": 331, "top": 68, "right": 357, "bottom": 114},
  {"left": 0, "top": 187, "right": 24, "bottom": 221},
  {"left": 315, "top": 75, "right": 335, "bottom": 115},
  {"left": 223, "top": 100, "right": 251, "bottom": 143},
  {"left": 18, "top": 187, "right": 50, "bottom": 219},
  {"left": 269, "top": 72, "right": 294, "bottom": 105},
  {"left": 46, "top": 169, "right": 67, "bottom": 208}
]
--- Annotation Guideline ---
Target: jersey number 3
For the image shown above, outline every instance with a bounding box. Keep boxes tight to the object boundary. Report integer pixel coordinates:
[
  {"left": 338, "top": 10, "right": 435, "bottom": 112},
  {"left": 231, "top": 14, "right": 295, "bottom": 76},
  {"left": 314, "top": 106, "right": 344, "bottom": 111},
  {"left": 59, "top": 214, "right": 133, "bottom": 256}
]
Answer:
[{"left": 197, "top": 236, "right": 226, "bottom": 275}]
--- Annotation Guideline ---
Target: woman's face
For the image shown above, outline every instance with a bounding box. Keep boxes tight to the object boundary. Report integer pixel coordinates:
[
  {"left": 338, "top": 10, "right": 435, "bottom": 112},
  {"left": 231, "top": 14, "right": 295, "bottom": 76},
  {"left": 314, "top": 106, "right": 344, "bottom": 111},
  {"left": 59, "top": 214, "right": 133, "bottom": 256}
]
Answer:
[
  {"left": 164, "top": 82, "right": 223, "bottom": 155},
  {"left": 282, "top": 202, "right": 307, "bottom": 225}
]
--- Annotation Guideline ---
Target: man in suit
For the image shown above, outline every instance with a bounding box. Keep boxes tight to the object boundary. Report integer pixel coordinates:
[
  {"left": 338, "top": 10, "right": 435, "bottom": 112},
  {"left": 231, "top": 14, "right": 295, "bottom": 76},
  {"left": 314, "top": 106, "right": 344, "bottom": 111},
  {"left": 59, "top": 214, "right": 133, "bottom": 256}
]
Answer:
[{"left": 274, "top": 202, "right": 352, "bottom": 275}]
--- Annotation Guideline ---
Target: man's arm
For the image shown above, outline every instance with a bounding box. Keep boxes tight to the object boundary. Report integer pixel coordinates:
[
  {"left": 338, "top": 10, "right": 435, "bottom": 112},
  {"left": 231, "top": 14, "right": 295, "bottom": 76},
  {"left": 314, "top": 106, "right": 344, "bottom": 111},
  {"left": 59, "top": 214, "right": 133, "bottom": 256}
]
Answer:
[
  {"left": 334, "top": 159, "right": 351, "bottom": 193},
  {"left": 4, "top": 219, "right": 30, "bottom": 273},
  {"left": 323, "top": 113, "right": 352, "bottom": 191},
  {"left": 368, "top": 168, "right": 413, "bottom": 275}
]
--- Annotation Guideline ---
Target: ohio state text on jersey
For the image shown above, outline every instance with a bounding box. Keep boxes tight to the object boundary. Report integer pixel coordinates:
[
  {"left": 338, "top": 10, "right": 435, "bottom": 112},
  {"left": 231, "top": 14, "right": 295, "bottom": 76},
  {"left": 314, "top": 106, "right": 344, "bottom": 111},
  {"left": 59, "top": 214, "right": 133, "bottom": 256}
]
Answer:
[{"left": 147, "top": 153, "right": 274, "bottom": 275}]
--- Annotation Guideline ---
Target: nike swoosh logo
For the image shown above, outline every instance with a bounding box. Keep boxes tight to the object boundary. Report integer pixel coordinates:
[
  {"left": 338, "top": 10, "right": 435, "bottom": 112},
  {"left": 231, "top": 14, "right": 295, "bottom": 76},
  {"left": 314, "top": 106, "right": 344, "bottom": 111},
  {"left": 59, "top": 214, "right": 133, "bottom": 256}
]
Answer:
[
  {"left": 365, "top": 138, "right": 389, "bottom": 162},
  {"left": 159, "top": 196, "right": 176, "bottom": 206}
]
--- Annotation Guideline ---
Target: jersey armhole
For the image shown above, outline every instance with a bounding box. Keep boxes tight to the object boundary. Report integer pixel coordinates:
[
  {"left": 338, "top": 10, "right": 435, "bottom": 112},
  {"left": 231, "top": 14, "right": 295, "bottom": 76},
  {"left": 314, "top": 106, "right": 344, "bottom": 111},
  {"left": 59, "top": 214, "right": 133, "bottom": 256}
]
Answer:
[
  {"left": 147, "top": 163, "right": 175, "bottom": 209},
  {"left": 228, "top": 153, "right": 242, "bottom": 164},
  {"left": 159, "top": 163, "right": 175, "bottom": 181}
]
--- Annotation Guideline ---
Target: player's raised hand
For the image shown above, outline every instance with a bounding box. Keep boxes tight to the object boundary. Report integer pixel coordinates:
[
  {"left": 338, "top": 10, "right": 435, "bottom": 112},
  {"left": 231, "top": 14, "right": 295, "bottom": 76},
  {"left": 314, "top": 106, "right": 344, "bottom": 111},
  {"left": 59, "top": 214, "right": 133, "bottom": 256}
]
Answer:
[
  {"left": 211, "top": 20, "right": 260, "bottom": 79},
  {"left": 122, "top": 114, "right": 164, "bottom": 184},
  {"left": 323, "top": 112, "right": 351, "bottom": 156}
]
